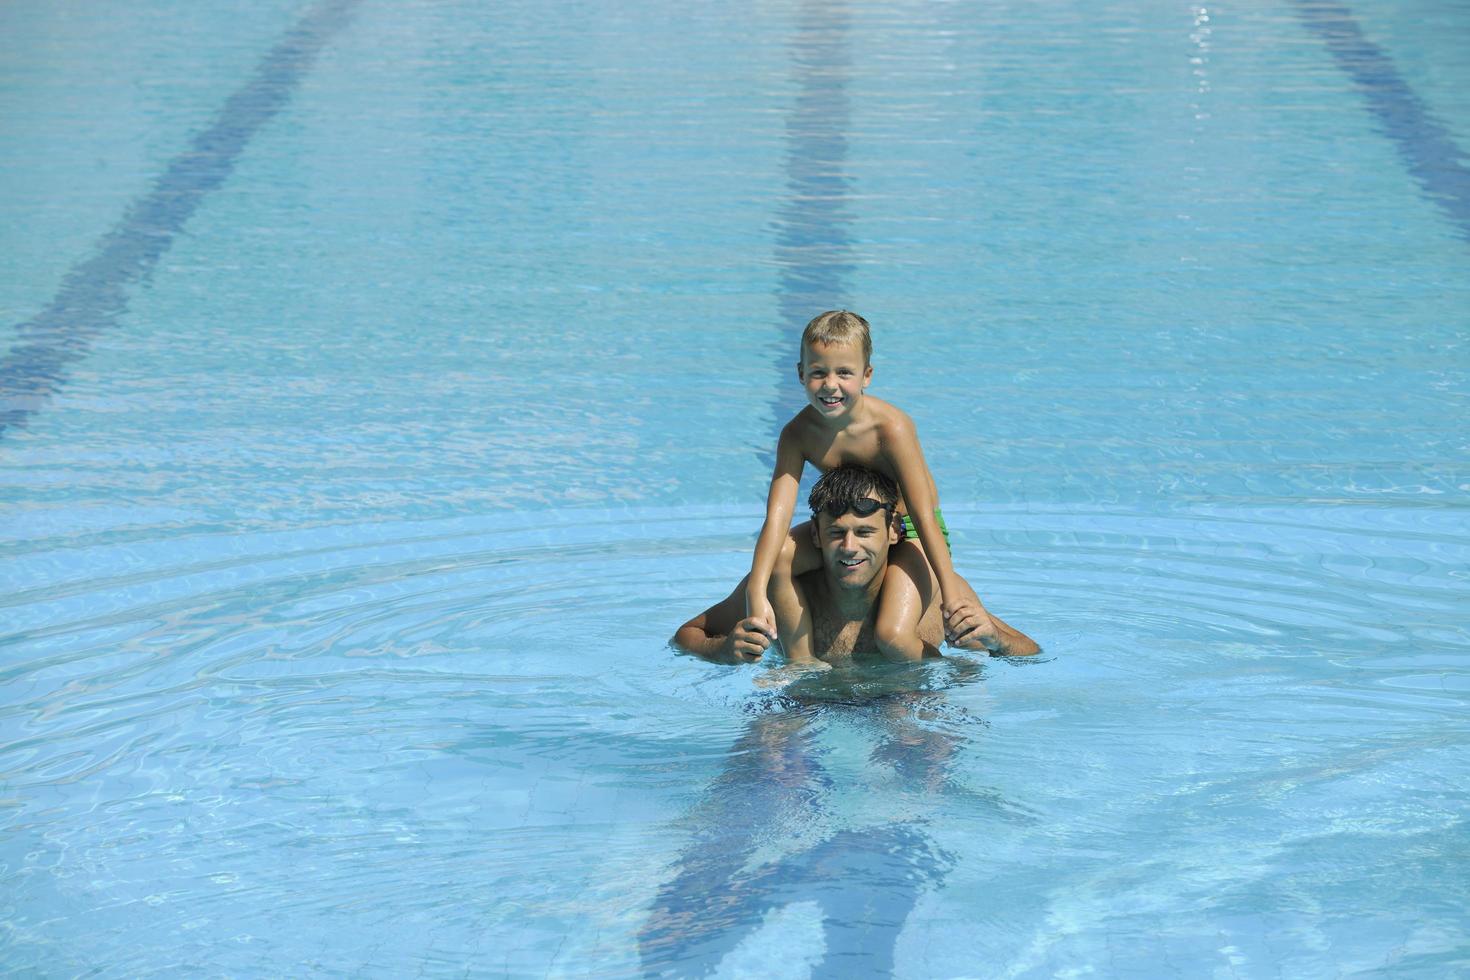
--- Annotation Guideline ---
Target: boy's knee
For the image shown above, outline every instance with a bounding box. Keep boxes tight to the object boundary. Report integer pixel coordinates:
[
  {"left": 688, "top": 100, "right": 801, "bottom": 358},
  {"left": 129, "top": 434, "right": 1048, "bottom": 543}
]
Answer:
[
  {"left": 779, "top": 531, "right": 798, "bottom": 563},
  {"left": 770, "top": 534, "right": 800, "bottom": 589},
  {"left": 875, "top": 618, "right": 920, "bottom": 662}
]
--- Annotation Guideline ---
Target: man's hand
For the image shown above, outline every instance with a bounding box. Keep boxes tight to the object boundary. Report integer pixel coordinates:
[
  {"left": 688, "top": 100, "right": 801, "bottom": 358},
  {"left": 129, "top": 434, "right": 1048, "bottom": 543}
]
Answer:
[
  {"left": 745, "top": 594, "right": 779, "bottom": 644},
  {"left": 942, "top": 581, "right": 1002, "bottom": 652},
  {"left": 945, "top": 607, "right": 1003, "bottom": 652},
  {"left": 722, "top": 616, "right": 776, "bottom": 661},
  {"left": 943, "top": 581, "right": 1042, "bottom": 656},
  {"left": 674, "top": 582, "right": 783, "bottom": 664}
]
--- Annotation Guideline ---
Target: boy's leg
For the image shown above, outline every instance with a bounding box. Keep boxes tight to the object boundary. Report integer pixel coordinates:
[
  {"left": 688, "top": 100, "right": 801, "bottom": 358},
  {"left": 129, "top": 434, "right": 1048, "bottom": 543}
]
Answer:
[
  {"left": 875, "top": 541, "right": 943, "bottom": 662},
  {"left": 768, "top": 554, "right": 817, "bottom": 664},
  {"left": 899, "top": 520, "right": 1018, "bottom": 653}
]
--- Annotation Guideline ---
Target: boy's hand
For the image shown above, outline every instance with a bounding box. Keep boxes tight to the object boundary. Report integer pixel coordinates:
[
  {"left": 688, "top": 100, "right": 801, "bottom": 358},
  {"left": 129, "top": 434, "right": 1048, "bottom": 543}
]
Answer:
[{"left": 722, "top": 617, "right": 776, "bottom": 661}]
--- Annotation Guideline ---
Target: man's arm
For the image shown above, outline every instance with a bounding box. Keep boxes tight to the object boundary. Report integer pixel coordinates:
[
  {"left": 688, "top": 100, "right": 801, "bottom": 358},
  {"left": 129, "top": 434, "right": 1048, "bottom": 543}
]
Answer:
[
  {"left": 671, "top": 579, "right": 776, "bottom": 664},
  {"left": 982, "top": 610, "right": 1041, "bottom": 656}
]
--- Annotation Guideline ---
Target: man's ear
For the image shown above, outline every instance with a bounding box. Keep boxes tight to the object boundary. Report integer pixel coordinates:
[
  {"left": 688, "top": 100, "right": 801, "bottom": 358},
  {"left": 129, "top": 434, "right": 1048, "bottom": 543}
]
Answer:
[
  {"left": 810, "top": 520, "right": 821, "bottom": 549},
  {"left": 888, "top": 511, "right": 901, "bottom": 545}
]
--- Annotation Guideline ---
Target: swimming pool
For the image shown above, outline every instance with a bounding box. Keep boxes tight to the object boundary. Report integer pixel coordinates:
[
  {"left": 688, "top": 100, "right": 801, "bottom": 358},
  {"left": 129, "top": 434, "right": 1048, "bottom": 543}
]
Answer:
[{"left": 2, "top": 0, "right": 1467, "bottom": 975}]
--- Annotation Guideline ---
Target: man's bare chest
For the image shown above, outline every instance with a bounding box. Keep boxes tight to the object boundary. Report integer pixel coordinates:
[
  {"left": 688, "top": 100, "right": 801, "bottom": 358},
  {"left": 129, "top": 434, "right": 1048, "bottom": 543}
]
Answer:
[{"left": 811, "top": 604, "right": 876, "bottom": 659}]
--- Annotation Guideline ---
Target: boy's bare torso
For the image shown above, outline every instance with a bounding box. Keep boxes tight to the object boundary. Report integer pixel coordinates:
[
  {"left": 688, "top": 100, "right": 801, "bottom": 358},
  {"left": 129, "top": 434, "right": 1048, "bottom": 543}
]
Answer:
[{"left": 788, "top": 395, "right": 938, "bottom": 514}]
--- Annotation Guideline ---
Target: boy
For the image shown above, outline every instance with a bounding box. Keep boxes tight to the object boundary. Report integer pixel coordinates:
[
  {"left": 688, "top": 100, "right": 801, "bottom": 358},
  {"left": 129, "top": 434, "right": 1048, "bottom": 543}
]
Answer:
[{"left": 746, "top": 310, "right": 1016, "bottom": 660}]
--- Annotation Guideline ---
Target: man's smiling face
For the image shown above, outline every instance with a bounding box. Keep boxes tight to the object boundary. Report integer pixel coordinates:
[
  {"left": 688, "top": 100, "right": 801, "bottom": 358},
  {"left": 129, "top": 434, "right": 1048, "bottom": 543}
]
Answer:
[{"left": 811, "top": 500, "right": 899, "bottom": 591}]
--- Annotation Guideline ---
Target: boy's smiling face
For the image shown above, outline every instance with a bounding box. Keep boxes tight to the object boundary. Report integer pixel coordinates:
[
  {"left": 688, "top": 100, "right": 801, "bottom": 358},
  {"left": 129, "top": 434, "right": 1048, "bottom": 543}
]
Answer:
[{"left": 798, "top": 340, "right": 872, "bottom": 419}]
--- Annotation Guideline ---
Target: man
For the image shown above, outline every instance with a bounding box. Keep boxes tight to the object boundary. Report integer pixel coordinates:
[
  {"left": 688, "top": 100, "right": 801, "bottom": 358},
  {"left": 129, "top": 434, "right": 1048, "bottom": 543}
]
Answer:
[
  {"left": 653, "top": 465, "right": 1035, "bottom": 974},
  {"left": 673, "top": 464, "right": 1039, "bottom": 663}
]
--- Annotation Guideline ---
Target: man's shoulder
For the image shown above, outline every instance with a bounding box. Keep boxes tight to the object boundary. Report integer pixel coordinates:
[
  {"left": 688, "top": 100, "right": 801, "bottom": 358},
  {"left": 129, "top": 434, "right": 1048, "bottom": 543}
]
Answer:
[
  {"left": 791, "top": 568, "right": 838, "bottom": 624},
  {"left": 792, "top": 566, "right": 825, "bottom": 601}
]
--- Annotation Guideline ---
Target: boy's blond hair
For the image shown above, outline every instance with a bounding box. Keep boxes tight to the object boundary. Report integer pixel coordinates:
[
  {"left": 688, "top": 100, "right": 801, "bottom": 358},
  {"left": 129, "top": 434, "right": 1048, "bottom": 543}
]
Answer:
[{"left": 801, "top": 310, "right": 872, "bottom": 365}]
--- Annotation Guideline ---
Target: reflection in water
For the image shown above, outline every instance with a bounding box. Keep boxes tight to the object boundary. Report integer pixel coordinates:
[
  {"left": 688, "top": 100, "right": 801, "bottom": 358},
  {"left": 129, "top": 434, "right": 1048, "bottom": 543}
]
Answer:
[
  {"left": 764, "top": 0, "right": 857, "bottom": 468},
  {"left": 638, "top": 662, "right": 1012, "bottom": 977},
  {"left": 774, "top": 0, "right": 856, "bottom": 314}
]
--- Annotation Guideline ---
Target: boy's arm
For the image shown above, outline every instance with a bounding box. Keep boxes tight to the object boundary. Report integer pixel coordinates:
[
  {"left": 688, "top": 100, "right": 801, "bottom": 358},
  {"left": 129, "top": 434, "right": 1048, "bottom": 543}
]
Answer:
[
  {"left": 746, "top": 425, "right": 805, "bottom": 631},
  {"left": 882, "top": 413, "right": 998, "bottom": 648},
  {"left": 671, "top": 580, "right": 776, "bottom": 664}
]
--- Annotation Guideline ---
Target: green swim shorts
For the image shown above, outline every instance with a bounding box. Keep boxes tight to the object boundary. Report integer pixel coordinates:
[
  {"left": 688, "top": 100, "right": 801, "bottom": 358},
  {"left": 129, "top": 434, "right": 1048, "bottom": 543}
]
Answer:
[{"left": 899, "top": 508, "right": 951, "bottom": 553}]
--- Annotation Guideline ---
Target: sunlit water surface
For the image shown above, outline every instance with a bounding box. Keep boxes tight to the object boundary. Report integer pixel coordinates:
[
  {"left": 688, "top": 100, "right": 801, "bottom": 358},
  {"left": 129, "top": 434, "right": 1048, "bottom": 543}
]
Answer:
[{"left": 2, "top": 0, "right": 1468, "bottom": 976}]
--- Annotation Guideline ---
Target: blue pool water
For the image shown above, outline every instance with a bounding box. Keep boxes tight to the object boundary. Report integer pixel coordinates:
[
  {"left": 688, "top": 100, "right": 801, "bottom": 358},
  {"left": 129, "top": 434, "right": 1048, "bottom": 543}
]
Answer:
[{"left": 2, "top": 0, "right": 1468, "bottom": 975}]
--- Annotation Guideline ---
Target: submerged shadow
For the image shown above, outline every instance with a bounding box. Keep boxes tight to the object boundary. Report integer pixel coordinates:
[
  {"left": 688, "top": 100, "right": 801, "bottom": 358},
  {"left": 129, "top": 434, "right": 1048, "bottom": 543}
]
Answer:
[{"left": 637, "top": 662, "right": 1025, "bottom": 977}]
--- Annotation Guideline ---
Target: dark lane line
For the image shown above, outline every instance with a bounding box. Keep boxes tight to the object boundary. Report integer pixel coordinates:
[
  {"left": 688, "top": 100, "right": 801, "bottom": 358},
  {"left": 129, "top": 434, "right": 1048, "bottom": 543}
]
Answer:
[
  {"left": 640, "top": 3, "right": 959, "bottom": 974},
  {"left": 0, "top": 0, "right": 363, "bottom": 440},
  {"left": 1293, "top": 0, "right": 1470, "bottom": 243},
  {"left": 762, "top": 0, "right": 857, "bottom": 469}
]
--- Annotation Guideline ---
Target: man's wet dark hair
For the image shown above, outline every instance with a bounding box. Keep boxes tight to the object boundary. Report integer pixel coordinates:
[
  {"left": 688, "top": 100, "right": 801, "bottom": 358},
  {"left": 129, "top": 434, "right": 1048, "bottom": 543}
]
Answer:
[{"left": 808, "top": 464, "right": 899, "bottom": 521}]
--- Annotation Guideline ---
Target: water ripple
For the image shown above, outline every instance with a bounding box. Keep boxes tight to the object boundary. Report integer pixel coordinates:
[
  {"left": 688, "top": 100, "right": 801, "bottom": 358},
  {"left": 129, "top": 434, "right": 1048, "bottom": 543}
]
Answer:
[{"left": 2, "top": 501, "right": 1465, "bottom": 973}]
